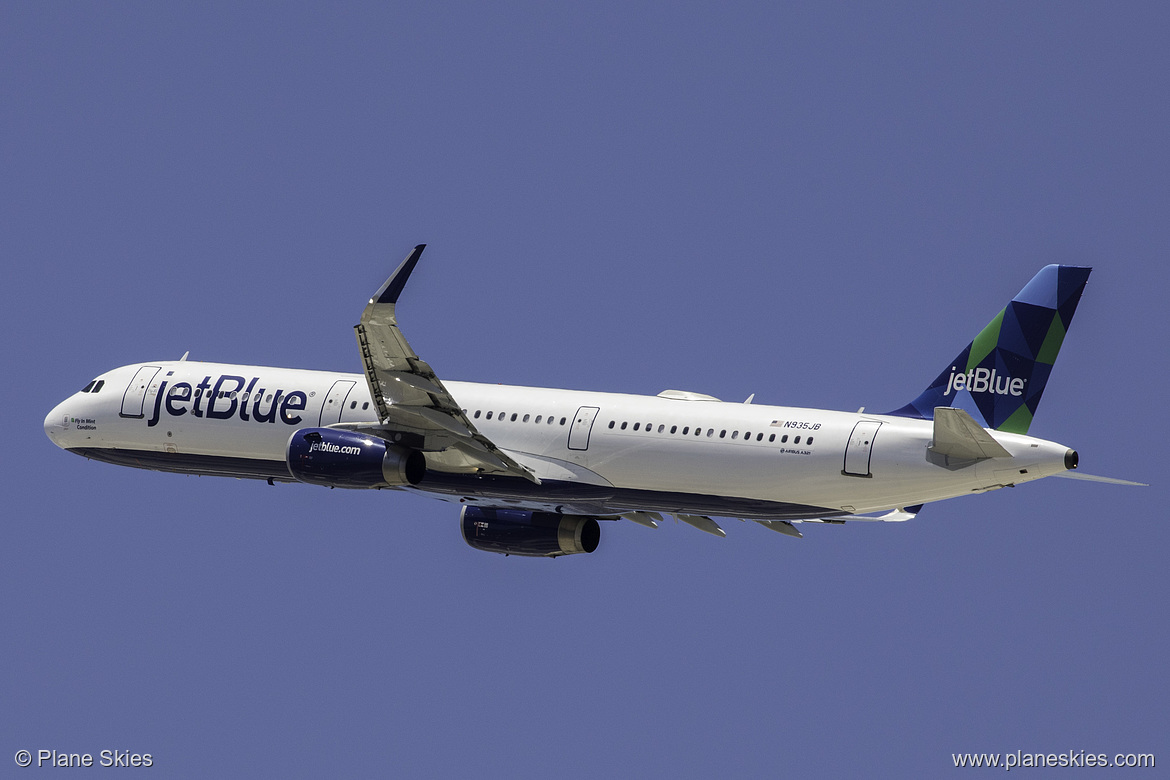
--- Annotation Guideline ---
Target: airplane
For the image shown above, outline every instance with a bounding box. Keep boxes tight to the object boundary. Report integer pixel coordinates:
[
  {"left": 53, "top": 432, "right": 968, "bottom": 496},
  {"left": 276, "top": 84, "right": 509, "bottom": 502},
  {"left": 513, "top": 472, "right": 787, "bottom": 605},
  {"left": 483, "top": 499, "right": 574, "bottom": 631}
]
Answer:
[{"left": 44, "top": 247, "right": 1143, "bottom": 556}]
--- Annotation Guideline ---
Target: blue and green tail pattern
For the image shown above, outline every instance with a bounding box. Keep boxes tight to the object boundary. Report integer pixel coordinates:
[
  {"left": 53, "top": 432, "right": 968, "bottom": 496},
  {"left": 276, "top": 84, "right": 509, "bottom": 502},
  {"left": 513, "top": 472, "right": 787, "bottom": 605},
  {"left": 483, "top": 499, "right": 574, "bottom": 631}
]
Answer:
[{"left": 889, "top": 265, "right": 1092, "bottom": 434}]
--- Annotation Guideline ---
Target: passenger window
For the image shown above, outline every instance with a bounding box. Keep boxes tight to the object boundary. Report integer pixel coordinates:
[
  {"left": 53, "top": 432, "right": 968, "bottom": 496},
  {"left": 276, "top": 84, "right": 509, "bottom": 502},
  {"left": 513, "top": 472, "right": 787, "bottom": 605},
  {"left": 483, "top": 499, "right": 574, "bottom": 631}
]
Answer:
[
  {"left": 510, "top": 413, "right": 517, "bottom": 422},
  {"left": 474, "top": 410, "right": 481, "bottom": 418},
  {"left": 633, "top": 423, "right": 640, "bottom": 431},
  {"left": 781, "top": 435, "right": 788, "bottom": 443},
  {"left": 719, "top": 430, "right": 726, "bottom": 439},
  {"left": 548, "top": 417, "right": 555, "bottom": 425},
  {"left": 731, "top": 431, "right": 739, "bottom": 440},
  {"left": 522, "top": 414, "right": 530, "bottom": 423},
  {"left": 794, "top": 436, "right": 801, "bottom": 444},
  {"left": 535, "top": 415, "right": 542, "bottom": 424},
  {"left": 756, "top": 433, "right": 763, "bottom": 441},
  {"left": 769, "top": 434, "right": 775, "bottom": 442},
  {"left": 621, "top": 422, "right": 627, "bottom": 430},
  {"left": 707, "top": 429, "right": 714, "bottom": 438},
  {"left": 682, "top": 427, "right": 689, "bottom": 435},
  {"left": 362, "top": 402, "right": 369, "bottom": 410},
  {"left": 806, "top": 437, "right": 814, "bottom": 445},
  {"left": 560, "top": 417, "right": 567, "bottom": 425},
  {"left": 608, "top": 420, "right": 615, "bottom": 429},
  {"left": 351, "top": 401, "right": 357, "bottom": 409},
  {"left": 486, "top": 411, "right": 493, "bottom": 419},
  {"left": 744, "top": 431, "right": 750, "bottom": 440},
  {"left": 670, "top": 425, "right": 677, "bottom": 434},
  {"left": 658, "top": 424, "right": 665, "bottom": 433}
]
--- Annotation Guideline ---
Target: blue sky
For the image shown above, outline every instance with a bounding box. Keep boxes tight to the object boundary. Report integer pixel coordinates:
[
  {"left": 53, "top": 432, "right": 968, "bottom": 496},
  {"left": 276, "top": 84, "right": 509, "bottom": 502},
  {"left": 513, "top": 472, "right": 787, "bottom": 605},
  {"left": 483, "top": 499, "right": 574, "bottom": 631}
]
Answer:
[{"left": 3, "top": 3, "right": 1167, "bottom": 776}]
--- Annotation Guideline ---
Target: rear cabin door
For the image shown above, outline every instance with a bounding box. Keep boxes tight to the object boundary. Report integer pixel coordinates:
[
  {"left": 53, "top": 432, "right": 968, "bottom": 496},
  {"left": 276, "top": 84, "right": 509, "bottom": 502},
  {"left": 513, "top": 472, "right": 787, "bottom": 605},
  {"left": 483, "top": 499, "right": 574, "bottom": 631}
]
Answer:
[
  {"left": 567, "top": 406, "right": 601, "bottom": 451},
  {"left": 120, "top": 365, "right": 162, "bottom": 418},
  {"left": 319, "top": 380, "right": 357, "bottom": 426},
  {"left": 843, "top": 420, "right": 882, "bottom": 477}
]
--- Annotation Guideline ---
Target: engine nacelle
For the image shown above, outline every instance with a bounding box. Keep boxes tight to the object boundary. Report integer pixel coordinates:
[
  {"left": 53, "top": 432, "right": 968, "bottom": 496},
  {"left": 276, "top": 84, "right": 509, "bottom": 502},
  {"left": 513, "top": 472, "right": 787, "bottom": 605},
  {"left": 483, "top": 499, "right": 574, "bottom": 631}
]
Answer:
[
  {"left": 460, "top": 506, "right": 601, "bottom": 557},
  {"left": 286, "top": 428, "right": 425, "bottom": 488}
]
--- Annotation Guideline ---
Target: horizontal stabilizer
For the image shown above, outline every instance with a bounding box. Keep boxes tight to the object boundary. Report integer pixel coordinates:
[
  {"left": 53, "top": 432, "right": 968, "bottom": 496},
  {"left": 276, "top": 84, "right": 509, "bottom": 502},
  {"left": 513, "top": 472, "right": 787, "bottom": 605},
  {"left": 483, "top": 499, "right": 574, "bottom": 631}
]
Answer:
[
  {"left": 930, "top": 407, "right": 1011, "bottom": 461},
  {"left": 1051, "top": 472, "right": 1148, "bottom": 486}
]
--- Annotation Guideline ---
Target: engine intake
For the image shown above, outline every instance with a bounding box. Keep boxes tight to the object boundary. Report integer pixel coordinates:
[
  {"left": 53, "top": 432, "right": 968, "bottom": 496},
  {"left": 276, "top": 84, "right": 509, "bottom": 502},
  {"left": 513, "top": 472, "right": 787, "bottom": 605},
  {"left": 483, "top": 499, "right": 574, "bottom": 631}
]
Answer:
[
  {"left": 286, "top": 428, "right": 425, "bottom": 488},
  {"left": 461, "top": 506, "right": 601, "bottom": 557}
]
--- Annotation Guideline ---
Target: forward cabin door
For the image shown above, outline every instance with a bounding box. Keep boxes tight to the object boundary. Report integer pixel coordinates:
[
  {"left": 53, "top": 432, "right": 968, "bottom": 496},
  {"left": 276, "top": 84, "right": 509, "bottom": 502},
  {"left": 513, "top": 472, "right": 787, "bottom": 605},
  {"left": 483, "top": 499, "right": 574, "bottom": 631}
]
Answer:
[
  {"left": 567, "top": 406, "right": 601, "bottom": 451},
  {"left": 120, "top": 365, "right": 162, "bottom": 419},
  {"left": 843, "top": 420, "right": 882, "bottom": 477}
]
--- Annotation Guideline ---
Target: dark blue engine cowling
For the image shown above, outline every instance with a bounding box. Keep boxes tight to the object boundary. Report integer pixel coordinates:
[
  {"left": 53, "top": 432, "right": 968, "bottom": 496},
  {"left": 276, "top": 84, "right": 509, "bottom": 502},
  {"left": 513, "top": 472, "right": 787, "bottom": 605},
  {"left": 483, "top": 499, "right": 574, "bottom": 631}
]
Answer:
[
  {"left": 286, "top": 428, "right": 425, "bottom": 488},
  {"left": 460, "top": 506, "right": 601, "bottom": 557}
]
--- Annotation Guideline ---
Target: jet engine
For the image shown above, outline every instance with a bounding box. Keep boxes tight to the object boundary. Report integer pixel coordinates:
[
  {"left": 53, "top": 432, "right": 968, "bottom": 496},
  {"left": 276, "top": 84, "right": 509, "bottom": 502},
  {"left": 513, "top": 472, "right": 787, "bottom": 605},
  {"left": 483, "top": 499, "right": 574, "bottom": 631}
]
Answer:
[
  {"left": 460, "top": 506, "right": 601, "bottom": 557},
  {"left": 286, "top": 428, "right": 425, "bottom": 488}
]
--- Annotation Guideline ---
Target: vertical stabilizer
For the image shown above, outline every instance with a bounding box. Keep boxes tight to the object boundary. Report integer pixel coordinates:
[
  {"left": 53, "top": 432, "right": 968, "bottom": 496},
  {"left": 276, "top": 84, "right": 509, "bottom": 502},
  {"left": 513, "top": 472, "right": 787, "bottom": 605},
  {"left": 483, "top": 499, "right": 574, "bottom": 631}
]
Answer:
[{"left": 888, "top": 265, "right": 1092, "bottom": 434}]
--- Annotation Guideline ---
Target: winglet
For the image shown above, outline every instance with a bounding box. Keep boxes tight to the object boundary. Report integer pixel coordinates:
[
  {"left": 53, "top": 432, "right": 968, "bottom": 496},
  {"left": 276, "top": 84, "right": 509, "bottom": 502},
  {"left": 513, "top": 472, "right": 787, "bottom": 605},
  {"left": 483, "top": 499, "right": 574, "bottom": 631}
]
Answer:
[{"left": 371, "top": 244, "right": 426, "bottom": 306}]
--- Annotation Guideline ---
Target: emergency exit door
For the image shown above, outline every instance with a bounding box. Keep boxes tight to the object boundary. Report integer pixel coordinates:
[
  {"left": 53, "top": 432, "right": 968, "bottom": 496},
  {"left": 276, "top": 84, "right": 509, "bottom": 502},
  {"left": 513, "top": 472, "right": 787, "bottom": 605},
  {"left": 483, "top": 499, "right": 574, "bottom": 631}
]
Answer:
[
  {"left": 319, "top": 380, "right": 356, "bottom": 426},
  {"left": 567, "top": 406, "right": 601, "bottom": 451}
]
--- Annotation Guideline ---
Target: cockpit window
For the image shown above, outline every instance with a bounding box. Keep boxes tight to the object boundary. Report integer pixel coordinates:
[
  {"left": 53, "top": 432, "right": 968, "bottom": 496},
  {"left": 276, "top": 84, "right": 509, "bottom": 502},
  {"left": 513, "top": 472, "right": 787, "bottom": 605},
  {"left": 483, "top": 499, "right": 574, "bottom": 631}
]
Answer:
[
  {"left": 92, "top": 380, "right": 104, "bottom": 393},
  {"left": 81, "top": 380, "right": 97, "bottom": 393}
]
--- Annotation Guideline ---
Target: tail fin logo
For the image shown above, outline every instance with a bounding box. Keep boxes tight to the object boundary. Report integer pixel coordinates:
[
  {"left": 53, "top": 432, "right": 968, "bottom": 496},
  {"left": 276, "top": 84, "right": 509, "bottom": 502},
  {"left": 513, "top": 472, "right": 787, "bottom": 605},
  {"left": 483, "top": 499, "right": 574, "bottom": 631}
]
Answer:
[
  {"left": 944, "top": 367, "right": 1025, "bottom": 397},
  {"left": 887, "top": 264, "right": 1092, "bottom": 434}
]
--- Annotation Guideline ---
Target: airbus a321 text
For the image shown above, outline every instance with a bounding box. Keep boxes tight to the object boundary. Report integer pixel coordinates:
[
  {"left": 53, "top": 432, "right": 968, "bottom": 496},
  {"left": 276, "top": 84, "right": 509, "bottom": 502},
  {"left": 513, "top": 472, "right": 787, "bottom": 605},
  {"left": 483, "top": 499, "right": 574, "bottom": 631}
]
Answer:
[{"left": 45, "top": 247, "right": 1143, "bottom": 556}]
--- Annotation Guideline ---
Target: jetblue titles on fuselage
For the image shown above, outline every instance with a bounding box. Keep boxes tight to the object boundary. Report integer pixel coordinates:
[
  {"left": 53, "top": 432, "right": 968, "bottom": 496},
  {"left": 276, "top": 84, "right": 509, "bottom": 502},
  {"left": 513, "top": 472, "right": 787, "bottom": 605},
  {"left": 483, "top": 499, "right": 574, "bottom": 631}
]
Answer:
[{"left": 146, "top": 373, "right": 308, "bottom": 427}]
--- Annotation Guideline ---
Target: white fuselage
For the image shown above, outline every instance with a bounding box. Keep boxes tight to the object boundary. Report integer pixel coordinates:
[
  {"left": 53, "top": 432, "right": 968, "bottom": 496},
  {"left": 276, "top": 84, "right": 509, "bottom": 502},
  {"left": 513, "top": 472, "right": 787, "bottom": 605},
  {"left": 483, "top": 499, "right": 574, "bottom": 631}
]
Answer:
[{"left": 44, "top": 360, "right": 1074, "bottom": 520}]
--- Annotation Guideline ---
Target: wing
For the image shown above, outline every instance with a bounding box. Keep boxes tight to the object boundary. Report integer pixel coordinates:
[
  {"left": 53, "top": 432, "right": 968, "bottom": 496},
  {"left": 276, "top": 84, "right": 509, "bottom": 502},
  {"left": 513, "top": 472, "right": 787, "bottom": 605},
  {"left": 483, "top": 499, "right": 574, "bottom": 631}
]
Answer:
[{"left": 347, "top": 245, "right": 540, "bottom": 483}]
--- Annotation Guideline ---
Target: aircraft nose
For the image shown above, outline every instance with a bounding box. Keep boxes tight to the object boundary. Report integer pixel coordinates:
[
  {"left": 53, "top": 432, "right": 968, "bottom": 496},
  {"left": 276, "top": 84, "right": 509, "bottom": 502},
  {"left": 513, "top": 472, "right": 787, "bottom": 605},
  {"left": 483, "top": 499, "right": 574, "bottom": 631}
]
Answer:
[{"left": 44, "top": 400, "right": 70, "bottom": 448}]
